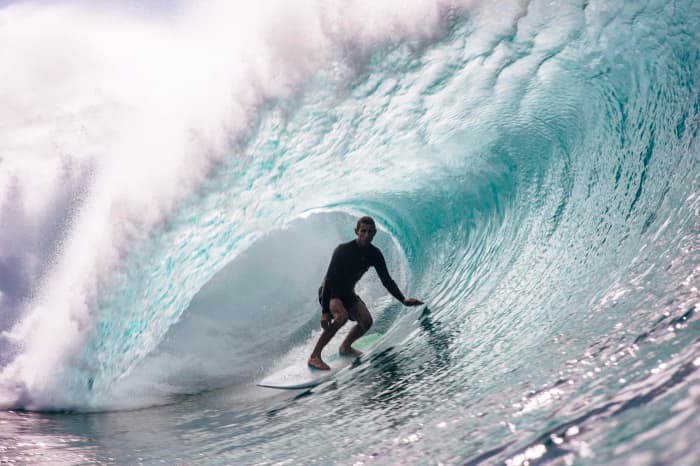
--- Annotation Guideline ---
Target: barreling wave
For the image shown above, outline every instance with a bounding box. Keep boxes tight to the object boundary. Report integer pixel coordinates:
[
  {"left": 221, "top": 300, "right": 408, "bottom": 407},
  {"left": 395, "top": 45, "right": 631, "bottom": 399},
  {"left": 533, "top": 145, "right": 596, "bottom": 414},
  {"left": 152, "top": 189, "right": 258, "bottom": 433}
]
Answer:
[{"left": 1, "top": 5, "right": 699, "bottom": 463}]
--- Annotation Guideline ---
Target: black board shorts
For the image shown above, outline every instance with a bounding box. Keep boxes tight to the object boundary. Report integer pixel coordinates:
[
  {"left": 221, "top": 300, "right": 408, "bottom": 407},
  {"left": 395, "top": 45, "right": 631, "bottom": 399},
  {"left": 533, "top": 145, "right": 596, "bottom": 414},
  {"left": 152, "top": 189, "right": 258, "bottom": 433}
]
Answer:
[{"left": 318, "top": 286, "right": 363, "bottom": 321}]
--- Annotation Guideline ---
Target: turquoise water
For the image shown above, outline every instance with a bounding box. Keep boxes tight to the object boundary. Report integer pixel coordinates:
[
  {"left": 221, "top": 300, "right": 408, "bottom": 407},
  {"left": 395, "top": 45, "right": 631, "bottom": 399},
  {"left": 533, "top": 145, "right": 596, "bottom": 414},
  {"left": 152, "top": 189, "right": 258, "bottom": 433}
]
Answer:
[{"left": 1, "top": 0, "right": 700, "bottom": 464}]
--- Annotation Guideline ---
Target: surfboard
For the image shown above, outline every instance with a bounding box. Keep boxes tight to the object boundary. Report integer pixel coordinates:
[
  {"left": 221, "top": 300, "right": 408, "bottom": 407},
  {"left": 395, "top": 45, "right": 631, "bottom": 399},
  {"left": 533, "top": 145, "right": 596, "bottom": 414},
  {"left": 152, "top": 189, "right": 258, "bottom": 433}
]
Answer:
[{"left": 257, "top": 332, "right": 383, "bottom": 390}]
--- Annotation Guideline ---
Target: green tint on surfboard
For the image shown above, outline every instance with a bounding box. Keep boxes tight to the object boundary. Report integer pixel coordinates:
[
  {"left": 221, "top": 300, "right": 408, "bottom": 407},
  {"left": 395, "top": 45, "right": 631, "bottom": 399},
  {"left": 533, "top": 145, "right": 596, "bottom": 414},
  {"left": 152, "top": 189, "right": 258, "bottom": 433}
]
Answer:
[{"left": 257, "top": 332, "right": 383, "bottom": 390}]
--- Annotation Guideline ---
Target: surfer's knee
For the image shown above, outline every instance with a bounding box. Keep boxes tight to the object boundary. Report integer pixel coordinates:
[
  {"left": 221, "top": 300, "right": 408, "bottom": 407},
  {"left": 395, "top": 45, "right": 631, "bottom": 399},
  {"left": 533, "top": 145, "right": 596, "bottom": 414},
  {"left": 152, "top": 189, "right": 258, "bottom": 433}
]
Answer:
[
  {"left": 351, "top": 301, "right": 372, "bottom": 331},
  {"left": 332, "top": 315, "right": 348, "bottom": 330},
  {"left": 361, "top": 314, "right": 373, "bottom": 332},
  {"left": 355, "top": 313, "right": 372, "bottom": 333},
  {"left": 329, "top": 299, "right": 348, "bottom": 328}
]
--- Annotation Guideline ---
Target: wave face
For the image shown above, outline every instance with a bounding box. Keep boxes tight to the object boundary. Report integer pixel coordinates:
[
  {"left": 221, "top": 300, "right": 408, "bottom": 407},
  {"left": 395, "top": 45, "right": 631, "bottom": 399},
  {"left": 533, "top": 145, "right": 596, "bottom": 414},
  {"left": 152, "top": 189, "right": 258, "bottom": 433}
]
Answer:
[{"left": 2, "top": 0, "right": 700, "bottom": 464}]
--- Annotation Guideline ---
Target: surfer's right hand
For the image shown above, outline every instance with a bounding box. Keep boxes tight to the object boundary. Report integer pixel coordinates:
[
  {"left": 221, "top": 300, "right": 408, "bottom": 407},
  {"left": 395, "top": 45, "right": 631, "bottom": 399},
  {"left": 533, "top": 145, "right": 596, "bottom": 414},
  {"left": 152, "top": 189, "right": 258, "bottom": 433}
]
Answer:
[
  {"left": 403, "top": 298, "right": 424, "bottom": 306},
  {"left": 321, "top": 313, "right": 332, "bottom": 330}
]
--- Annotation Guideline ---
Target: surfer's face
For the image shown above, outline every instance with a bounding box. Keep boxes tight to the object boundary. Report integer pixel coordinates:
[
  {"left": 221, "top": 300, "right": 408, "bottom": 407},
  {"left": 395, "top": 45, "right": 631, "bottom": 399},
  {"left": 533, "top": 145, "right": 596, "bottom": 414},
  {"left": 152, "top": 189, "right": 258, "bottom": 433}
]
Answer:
[{"left": 355, "top": 223, "right": 376, "bottom": 247}]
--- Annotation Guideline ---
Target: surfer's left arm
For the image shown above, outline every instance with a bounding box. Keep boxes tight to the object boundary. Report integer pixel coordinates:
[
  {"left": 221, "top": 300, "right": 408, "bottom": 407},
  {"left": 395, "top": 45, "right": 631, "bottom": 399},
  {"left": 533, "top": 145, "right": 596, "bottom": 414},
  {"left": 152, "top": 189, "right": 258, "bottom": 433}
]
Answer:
[{"left": 374, "top": 249, "right": 423, "bottom": 307}]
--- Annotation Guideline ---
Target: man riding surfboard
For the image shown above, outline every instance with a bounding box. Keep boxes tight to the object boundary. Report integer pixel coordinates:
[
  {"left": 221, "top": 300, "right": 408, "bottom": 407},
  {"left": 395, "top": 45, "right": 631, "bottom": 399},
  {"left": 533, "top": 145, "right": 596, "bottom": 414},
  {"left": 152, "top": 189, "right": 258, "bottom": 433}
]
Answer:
[{"left": 308, "top": 216, "right": 423, "bottom": 370}]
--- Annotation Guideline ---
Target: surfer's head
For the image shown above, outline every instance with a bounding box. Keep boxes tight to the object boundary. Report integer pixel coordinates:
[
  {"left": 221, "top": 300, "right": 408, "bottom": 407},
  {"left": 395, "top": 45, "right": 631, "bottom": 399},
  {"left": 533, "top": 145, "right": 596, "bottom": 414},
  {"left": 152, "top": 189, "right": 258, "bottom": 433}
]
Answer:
[{"left": 355, "top": 216, "right": 376, "bottom": 247}]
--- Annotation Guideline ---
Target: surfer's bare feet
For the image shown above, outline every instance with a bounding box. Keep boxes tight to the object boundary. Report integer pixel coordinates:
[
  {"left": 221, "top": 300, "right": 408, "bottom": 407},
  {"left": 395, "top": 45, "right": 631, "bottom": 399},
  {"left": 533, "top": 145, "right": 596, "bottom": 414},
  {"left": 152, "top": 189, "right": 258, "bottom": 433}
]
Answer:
[
  {"left": 339, "top": 346, "right": 363, "bottom": 357},
  {"left": 308, "top": 356, "right": 330, "bottom": 370}
]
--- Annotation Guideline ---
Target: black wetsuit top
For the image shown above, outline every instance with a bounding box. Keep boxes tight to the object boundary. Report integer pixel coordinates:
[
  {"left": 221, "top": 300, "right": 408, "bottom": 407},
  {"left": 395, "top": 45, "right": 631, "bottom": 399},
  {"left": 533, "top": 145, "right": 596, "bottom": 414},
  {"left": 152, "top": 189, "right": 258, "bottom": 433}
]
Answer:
[{"left": 319, "top": 239, "right": 405, "bottom": 314}]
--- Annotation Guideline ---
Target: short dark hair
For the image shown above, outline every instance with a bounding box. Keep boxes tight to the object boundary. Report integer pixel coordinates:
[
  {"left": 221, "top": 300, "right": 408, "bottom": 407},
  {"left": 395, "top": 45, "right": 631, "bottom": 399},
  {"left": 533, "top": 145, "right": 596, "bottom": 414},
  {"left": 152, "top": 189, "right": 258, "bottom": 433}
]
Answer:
[{"left": 356, "top": 216, "right": 376, "bottom": 230}]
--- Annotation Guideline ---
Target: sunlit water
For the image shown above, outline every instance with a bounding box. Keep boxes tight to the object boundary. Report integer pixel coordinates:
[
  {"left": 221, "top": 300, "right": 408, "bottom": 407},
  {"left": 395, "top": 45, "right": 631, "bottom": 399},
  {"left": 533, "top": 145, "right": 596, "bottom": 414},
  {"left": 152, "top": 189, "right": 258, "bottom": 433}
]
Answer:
[{"left": 1, "top": 0, "right": 699, "bottom": 464}]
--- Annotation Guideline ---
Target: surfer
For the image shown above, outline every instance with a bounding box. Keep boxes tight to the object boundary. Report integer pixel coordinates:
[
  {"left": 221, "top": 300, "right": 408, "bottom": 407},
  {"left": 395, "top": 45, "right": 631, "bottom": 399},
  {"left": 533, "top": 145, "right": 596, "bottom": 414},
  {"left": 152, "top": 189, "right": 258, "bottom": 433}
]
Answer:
[{"left": 308, "top": 216, "right": 423, "bottom": 370}]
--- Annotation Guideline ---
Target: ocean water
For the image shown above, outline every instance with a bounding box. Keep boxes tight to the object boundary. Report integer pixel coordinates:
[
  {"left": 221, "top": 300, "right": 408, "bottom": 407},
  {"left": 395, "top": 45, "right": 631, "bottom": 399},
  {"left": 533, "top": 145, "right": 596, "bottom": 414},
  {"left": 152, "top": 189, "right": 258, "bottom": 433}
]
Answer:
[{"left": 1, "top": 0, "right": 699, "bottom": 464}]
